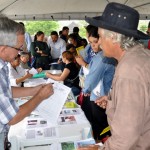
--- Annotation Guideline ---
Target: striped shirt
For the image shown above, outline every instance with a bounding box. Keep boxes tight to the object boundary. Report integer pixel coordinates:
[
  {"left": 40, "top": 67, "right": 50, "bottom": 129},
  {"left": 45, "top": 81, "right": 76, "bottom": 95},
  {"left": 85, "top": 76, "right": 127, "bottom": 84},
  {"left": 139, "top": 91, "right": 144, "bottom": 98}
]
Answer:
[{"left": 0, "top": 59, "right": 19, "bottom": 133}]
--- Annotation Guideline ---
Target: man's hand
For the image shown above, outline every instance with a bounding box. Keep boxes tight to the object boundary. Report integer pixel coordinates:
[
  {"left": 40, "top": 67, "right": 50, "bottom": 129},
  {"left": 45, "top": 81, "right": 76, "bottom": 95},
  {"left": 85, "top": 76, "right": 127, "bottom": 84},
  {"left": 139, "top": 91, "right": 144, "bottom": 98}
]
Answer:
[
  {"left": 95, "top": 96, "right": 108, "bottom": 109},
  {"left": 37, "top": 83, "right": 54, "bottom": 100},
  {"left": 24, "top": 71, "right": 33, "bottom": 79}
]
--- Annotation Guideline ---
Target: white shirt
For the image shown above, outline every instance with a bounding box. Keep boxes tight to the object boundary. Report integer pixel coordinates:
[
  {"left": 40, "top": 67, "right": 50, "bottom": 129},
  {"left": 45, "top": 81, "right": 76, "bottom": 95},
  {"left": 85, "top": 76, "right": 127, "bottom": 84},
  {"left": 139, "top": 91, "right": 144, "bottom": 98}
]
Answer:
[
  {"left": 47, "top": 37, "right": 66, "bottom": 59},
  {"left": 7, "top": 63, "right": 26, "bottom": 87}
]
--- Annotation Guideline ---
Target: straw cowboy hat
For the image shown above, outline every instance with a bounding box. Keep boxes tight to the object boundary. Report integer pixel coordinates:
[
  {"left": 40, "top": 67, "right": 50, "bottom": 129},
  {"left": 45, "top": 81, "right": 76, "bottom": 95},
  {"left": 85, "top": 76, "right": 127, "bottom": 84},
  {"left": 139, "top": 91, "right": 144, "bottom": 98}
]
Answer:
[{"left": 85, "top": 2, "right": 150, "bottom": 39}]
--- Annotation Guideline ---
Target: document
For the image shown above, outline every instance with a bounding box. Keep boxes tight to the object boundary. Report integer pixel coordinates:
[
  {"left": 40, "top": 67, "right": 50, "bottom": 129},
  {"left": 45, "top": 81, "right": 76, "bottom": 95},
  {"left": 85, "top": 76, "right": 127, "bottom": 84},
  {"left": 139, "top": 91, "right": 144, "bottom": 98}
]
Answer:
[
  {"left": 26, "top": 125, "right": 57, "bottom": 139},
  {"left": 46, "top": 78, "right": 61, "bottom": 84},
  {"left": 76, "top": 46, "right": 86, "bottom": 58},
  {"left": 57, "top": 115, "right": 76, "bottom": 125},
  {"left": 60, "top": 108, "right": 81, "bottom": 116},
  {"left": 29, "top": 67, "right": 38, "bottom": 75},
  {"left": 36, "top": 82, "right": 71, "bottom": 124},
  {"left": 49, "top": 62, "right": 58, "bottom": 65},
  {"left": 74, "top": 138, "right": 95, "bottom": 149},
  {"left": 24, "top": 78, "right": 47, "bottom": 87},
  {"left": 25, "top": 115, "right": 58, "bottom": 139}
]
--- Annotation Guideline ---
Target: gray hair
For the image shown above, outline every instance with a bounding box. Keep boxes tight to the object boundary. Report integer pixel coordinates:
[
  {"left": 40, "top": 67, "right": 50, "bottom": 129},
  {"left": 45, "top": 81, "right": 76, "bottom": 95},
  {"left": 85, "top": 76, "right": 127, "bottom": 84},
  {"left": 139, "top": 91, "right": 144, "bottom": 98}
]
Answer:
[
  {"left": 0, "top": 14, "right": 25, "bottom": 46},
  {"left": 102, "top": 28, "right": 142, "bottom": 51}
]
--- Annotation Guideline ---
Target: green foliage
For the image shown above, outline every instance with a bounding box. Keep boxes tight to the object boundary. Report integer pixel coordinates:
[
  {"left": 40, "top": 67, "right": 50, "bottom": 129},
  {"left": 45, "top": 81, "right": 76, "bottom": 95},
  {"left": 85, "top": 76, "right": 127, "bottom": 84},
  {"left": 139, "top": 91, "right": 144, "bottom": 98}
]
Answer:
[
  {"left": 79, "top": 20, "right": 88, "bottom": 39},
  {"left": 79, "top": 27, "right": 86, "bottom": 39},
  {"left": 138, "top": 20, "right": 150, "bottom": 33},
  {"left": 24, "top": 21, "right": 59, "bottom": 36},
  {"left": 139, "top": 24, "right": 148, "bottom": 33}
]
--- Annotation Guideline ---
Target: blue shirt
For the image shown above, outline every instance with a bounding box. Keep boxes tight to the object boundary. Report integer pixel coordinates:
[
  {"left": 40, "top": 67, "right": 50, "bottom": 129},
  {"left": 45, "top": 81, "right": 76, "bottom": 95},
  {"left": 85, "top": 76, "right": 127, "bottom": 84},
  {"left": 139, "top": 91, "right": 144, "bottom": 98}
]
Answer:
[
  {"left": 79, "top": 44, "right": 96, "bottom": 76},
  {"left": 83, "top": 51, "right": 116, "bottom": 101},
  {"left": 84, "top": 44, "right": 95, "bottom": 63},
  {"left": 0, "top": 59, "right": 19, "bottom": 133}
]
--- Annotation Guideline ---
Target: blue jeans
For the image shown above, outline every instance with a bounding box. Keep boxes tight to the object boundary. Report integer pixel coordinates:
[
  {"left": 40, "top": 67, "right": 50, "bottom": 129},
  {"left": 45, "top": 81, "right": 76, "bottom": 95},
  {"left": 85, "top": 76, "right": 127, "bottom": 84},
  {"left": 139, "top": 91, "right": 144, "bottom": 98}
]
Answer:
[{"left": 71, "top": 86, "right": 81, "bottom": 96}]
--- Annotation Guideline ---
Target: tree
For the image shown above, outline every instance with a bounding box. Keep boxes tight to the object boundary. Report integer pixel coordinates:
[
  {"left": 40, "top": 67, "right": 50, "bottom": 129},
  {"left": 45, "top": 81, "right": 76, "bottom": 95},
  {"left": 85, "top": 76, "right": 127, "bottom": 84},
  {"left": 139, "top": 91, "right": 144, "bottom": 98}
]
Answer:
[
  {"left": 24, "top": 21, "right": 59, "bottom": 36},
  {"left": 79, "top": 20, "right": 88, "bottom": 39},
  {"left": 139, "top": 24, "right": 147, "bottom": 33}
]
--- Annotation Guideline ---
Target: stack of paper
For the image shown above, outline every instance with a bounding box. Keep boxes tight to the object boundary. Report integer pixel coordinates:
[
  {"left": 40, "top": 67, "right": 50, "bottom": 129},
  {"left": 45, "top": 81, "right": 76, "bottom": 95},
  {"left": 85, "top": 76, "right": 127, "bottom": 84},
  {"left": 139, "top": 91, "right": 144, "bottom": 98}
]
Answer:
[{"left": 36, "top": 82, "right": 71, "bottom": 125}]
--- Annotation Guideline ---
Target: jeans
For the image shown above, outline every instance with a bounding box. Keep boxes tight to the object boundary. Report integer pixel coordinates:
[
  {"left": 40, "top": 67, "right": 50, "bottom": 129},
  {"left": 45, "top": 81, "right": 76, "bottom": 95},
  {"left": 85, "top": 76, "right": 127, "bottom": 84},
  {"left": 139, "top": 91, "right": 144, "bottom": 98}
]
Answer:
[{"left": 71, "top": 86, "right": 81, "bottom": 96}]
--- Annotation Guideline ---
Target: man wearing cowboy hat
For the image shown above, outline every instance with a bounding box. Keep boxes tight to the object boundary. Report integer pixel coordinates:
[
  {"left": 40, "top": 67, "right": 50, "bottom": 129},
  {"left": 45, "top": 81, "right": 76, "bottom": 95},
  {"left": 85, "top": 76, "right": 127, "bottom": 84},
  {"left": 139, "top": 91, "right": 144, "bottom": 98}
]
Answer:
[{"left": 78, "top": 2, "right": 150, "bottom": 150}]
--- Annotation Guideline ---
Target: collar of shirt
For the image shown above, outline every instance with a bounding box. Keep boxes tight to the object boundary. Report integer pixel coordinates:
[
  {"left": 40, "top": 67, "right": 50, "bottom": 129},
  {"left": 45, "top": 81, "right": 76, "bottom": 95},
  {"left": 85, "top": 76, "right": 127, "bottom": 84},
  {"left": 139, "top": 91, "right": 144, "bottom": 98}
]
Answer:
[{"left": 0, "top": 59, "right": 8, "bottom": 70}]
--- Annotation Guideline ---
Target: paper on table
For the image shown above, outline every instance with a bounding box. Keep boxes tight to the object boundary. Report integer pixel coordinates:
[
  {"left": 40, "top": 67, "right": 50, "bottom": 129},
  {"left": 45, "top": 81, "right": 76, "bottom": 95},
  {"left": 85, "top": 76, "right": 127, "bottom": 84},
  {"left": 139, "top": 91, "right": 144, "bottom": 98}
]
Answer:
[
  {"left": 49, "top": 62, "right": 58, "bottom": 65},
  {"left": 36, "top": 82, "right": 71, "bottom": 124},
  {"left": 46, "top": 78, "right": 63, "bottom": 84},
  {"left": 25, "top": 117, "right": 57, "bottom": 139},
  {"left": 29, "top": 67, "right": 38, "bottom": 75},
  {"left": 24, "top": 78, "right": 47, "bottom": 87}
]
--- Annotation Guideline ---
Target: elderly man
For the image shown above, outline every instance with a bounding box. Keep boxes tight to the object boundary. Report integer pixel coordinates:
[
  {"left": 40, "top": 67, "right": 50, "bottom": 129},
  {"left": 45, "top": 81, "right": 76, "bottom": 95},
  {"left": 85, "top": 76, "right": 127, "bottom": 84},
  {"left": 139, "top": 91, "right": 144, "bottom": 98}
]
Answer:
[
  {"left": 78, "top": 2, "right": 150, "bottom": 150},
  {"left": 0, "top": 15, "right": 54, "bottom": 149}
]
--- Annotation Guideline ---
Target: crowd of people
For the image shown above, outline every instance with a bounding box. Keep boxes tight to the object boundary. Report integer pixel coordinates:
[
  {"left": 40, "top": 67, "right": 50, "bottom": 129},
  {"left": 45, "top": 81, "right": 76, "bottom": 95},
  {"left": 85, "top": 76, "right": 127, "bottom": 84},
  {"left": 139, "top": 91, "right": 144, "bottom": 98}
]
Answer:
[{"left": 0, "top": 2, "right": 150, "bottom": 150}]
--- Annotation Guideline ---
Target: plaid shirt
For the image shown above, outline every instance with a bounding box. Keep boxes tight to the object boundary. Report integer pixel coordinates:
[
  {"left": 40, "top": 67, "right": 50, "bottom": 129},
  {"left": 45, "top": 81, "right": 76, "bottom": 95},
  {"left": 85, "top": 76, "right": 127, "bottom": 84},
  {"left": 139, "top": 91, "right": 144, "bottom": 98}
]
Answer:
[{"left": 0, "top": 59, "right": 19, "bottom": 133}]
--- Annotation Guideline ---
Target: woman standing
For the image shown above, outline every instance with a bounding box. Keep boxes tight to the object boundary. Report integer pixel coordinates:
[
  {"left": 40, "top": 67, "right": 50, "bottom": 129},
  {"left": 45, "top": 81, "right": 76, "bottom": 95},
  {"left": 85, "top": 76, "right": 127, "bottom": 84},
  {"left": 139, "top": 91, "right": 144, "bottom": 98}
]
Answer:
[{"left": 30, "top": 31, "right": 50, "bottom": 70}]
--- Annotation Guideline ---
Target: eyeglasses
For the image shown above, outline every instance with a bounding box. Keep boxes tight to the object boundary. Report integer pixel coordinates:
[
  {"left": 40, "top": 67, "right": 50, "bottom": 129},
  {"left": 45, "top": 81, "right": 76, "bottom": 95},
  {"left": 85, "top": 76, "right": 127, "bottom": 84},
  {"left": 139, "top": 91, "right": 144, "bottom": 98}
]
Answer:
[{"left": 0, "top": 45, "right": 23, "bottom": 52}]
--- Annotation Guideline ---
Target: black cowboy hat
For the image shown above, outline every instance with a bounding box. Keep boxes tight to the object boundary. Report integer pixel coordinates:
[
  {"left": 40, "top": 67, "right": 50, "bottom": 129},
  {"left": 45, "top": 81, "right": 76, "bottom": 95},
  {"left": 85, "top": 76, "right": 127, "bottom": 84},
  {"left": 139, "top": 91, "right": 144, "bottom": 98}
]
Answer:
[{"left": 85, "top": 2, "right": 150, "bottom": 39}]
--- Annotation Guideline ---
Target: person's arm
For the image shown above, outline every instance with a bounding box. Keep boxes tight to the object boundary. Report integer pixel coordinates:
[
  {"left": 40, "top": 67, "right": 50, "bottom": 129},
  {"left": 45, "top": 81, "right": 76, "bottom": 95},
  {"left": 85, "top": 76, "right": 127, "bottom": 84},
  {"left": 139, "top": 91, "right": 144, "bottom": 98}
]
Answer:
[
  {"left": 12, "top": 84, "right": 44, "bottom": 98},
  {"left": 83, "top": 54, "right": 104, "bottom": 94},
  {"left": 46, "top": 68, "right": 70, "bottom": 81},
  {"left": 8, "top": 64, "right": 32, "bottom": 86},
  {"left": 30, "top": 42, "right": 40, "bottom": 57},
  {"left": 75, "top": 56, "right": 87, "bottom": 67},
  {"left": 103, "top": 63, "right": 115, "bottom": 95},
  {"left": 9, "top": 84, "right": 53, "bottom": 125},
  {"left": 40, "top": 42, "right": 50, "bottom": 55},
  {"left": 16, "top": 71, "right": 33, "bottom": 85}
]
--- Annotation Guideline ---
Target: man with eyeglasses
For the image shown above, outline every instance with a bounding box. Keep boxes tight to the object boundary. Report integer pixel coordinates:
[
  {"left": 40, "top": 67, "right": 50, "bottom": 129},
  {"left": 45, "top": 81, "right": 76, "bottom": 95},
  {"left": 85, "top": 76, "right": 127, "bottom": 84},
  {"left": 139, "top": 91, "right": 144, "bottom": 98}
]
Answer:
[{"left": 0, "top": 15, "right": 54, "bottom": 149}]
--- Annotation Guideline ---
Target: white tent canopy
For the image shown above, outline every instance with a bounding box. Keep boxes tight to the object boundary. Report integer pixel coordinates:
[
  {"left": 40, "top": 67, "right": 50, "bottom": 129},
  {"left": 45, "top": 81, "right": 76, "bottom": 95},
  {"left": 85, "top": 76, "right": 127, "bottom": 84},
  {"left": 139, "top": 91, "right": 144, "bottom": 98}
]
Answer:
[{"left": 0, "top": 0, "right": 150, "bottom": 20}]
